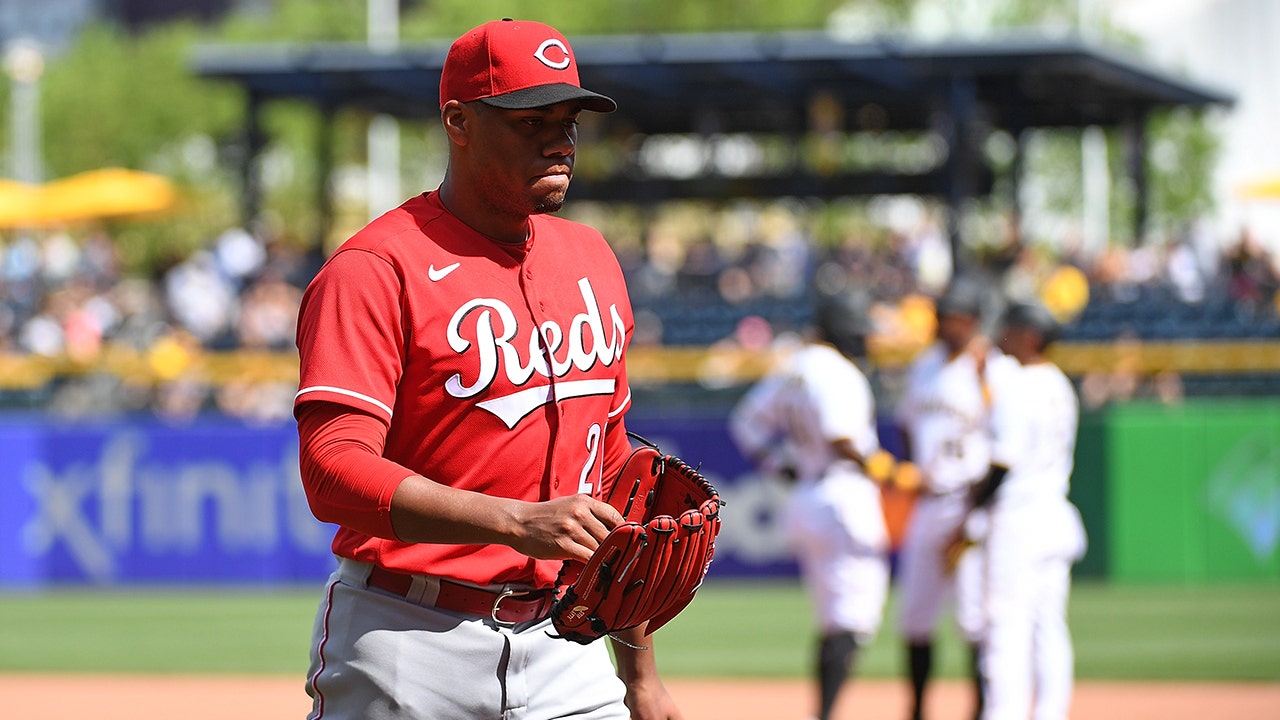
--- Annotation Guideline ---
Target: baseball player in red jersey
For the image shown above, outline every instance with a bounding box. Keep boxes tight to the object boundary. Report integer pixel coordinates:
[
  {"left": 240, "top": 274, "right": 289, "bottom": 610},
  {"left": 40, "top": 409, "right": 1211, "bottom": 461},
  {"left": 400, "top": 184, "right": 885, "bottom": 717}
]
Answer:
[{"left": 293, "top": 19, "right": 683, "bottom": 720}]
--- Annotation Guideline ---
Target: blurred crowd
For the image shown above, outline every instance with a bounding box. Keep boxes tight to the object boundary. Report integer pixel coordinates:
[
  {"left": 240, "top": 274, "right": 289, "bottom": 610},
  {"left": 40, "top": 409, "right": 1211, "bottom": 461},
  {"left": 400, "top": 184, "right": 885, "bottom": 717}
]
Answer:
[
  {"left": 0, "top": 224, "right": 318, "bottom": 423},
  {"left": 1, "top": 208, "right": 1278, "bottom": 421},
  {"left": 1085, "top": 224, "right": 1280, "bottom": 313},
  {"left": 620, "top": 207, "right": 1280, "bottom": 345}
]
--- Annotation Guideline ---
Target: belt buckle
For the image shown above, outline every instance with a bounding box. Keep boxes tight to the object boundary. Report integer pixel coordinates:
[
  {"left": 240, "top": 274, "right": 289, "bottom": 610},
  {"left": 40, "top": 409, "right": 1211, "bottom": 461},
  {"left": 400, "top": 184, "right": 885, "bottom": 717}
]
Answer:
[{"left": 490, "top": 587, "right": 533, "bottom": 626}]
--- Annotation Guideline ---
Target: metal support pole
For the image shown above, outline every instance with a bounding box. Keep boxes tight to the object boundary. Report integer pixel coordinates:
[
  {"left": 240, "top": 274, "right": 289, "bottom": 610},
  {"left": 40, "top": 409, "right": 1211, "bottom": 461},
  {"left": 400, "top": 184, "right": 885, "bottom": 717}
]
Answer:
[
  {"left": 315, "top": 104, "right": 336, "bottom": 252},
  {"left": 5, "top": 39, "right": 44, "bottom": 184},
  {"left": 241, "top": 91, "right": 267, "bottom": 229},
  {"left": 367, "top": 0, "right": 401, "bottom": 221},
  {"left": 942, "top": 75, "right": 978, "bottom": 272},
  {"left": 1123, "top": 109, "right": 1149, "bottom": 245}
]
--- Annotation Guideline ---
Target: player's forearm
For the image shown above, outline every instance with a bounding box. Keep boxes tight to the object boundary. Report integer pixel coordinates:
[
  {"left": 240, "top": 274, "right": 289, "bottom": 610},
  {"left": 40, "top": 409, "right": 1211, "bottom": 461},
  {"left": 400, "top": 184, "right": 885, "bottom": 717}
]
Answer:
[
  {"left": 612, "top": 627, "right": 683, "bottom": 719},
  {"left": 967, "top": 464, "right": 1009, "bottom": 510},
  {"left": 300, "top": 401, "right": 545, "bottom": 549},
  {"left": 300, "top": 402, "right": 617, "bottom": 561},
  {"left": 611, "top": 625, "right": 660, "bottom": 683},
  {"left": 388, "top": 475, "right": 525, "bottom": 545},
  {"left": 392, "top": 476, "right": 619, "bottom": 563}
]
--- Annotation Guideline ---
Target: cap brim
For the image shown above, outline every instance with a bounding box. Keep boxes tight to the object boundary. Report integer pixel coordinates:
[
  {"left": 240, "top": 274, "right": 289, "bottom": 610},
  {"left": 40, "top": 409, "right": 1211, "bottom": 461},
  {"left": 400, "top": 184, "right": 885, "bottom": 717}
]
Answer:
[{"left": 480, "top": 83, "right": 617, "bottom": 113}]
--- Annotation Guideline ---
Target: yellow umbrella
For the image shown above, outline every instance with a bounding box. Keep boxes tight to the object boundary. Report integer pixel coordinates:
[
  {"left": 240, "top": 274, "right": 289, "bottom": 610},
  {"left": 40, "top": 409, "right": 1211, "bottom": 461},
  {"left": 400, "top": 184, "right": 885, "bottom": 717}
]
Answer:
[
  {"left": 29, "top": 167, "right": 176, "bottom": 224},
  {"left": 0, "top": 179, "right": 40, "bottom": 228},
  {"left": 1236, "top": 172, "right": 1280, "bottom": 201},
  {"left": 0, "top": 168, "right": 177, "bottom": 228}
]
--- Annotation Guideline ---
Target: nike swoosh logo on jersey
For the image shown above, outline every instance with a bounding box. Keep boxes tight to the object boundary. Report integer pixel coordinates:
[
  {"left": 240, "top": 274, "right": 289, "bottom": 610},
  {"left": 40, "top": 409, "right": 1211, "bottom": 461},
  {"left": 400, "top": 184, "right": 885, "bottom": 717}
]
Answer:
[{"left": 428, "top": 262, "right": 460, "bottom": 281}]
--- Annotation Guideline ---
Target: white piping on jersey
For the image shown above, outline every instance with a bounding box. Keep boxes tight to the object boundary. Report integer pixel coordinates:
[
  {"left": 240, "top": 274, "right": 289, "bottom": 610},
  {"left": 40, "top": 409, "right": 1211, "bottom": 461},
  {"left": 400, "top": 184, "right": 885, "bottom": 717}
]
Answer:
[
  {"left": 477, "top": 378, "right": 616, "bottom": 429},
  {"left": 295, "top": 385, "right": 394, "bottom": 419},
  {"left": 608, "top": 387, "right": 632, "bottom": 418}
]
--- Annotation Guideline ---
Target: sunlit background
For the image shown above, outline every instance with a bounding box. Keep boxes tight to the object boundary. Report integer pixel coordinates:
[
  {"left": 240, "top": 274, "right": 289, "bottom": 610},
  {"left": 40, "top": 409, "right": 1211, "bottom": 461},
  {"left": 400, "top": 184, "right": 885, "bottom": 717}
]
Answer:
[{"left": 0, "top": 1, "right": 1276, "bottom": 717}]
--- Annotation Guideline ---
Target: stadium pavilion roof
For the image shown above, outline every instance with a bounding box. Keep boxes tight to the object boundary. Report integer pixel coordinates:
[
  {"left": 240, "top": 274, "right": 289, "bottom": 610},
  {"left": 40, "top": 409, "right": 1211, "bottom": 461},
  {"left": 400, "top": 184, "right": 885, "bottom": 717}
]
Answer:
[{"left": 192, "top": 29, "right": 1233, "bottom": 247}]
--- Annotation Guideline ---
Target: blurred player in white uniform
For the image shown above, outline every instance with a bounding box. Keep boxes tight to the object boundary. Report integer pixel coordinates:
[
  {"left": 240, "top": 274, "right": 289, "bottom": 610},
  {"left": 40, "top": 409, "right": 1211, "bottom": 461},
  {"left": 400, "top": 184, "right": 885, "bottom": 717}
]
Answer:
[
  {"left": 729, "top": 291, "right": 892, "bottom": 720},
  {"left": 894, "top": 279, "right": 996, "bottom": 720},
  {"left": 954, "top": 302, "right": 1087, "bottom": 720}
]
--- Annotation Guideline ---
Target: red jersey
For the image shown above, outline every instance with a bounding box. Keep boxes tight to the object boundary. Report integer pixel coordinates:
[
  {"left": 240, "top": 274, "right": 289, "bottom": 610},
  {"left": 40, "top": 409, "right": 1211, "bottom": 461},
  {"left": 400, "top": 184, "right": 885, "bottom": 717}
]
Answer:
[{"left": 294, "top": 191, "right": 635, "bottom": 587}]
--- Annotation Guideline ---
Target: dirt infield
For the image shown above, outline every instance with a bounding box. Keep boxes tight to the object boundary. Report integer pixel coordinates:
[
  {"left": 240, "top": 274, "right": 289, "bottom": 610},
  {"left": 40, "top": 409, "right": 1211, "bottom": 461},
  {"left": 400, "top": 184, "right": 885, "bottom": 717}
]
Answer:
[{"left": 2, "top": 674, "right": 1277, "bottom": 719}]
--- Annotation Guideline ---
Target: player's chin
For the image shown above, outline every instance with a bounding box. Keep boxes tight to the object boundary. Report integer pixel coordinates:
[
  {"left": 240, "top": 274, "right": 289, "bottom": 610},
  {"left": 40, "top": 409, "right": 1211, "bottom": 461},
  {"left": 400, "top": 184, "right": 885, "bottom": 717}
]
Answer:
[
  {"left": 530, "top": 188, "right": 569, "bottom": 215},
  {"left": 530, "top": 175, "right": 570, "bottom": 209}
]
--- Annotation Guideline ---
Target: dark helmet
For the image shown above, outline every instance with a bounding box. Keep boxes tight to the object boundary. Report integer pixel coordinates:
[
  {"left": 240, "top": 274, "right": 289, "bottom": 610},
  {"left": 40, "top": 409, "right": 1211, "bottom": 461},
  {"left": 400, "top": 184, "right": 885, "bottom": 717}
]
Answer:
[
  {"left": 1002, "top": 301, "right": 1060, "bottom": 348},
  {"left": 813, "top": 289, "right": 870, "bottom": 358},
  {"left": 935, "top": 276, "right": 986, "bottom": 318}
]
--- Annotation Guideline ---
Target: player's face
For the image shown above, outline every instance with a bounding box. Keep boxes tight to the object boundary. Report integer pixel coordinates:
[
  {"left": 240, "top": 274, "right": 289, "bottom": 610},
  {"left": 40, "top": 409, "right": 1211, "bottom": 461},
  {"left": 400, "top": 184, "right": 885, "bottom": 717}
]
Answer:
[
  {"left": 937, "top": 311, "right": 977, "bottom": 352},
  {"left": 998, "top": 324, "right": 1034, "bottom": 363},
  {"left": 468, "top": 101, "right": 581, "bottom": 217}
]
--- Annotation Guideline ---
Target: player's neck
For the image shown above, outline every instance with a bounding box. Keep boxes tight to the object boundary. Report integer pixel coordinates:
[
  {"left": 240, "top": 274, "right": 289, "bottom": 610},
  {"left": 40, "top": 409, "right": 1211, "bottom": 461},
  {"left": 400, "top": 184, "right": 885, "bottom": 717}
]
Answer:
[{"left": 436, "top": 185, "right": 531, "bottom": 245}]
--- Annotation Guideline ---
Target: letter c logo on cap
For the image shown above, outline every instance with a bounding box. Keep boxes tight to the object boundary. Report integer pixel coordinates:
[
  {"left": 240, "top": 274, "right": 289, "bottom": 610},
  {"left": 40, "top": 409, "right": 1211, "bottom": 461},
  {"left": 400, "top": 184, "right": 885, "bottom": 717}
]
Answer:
[{"left": 534, "top": 39, "right": 571, "bottom": 70}]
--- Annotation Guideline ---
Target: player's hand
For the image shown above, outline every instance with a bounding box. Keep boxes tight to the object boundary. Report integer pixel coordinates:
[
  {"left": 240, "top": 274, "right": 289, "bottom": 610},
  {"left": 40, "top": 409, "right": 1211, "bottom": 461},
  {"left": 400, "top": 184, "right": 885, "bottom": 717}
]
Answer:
[
  {"left": 891, "top": 460, "right": 922, "bottom": 492},
  {"left": 622, "top": 673, "right": 685, "bottom": 720},
  {"left": 508, "top": 494, "right": 623, "bottom": 563},
  {"left": 863, "top": 448, "right": 897, "bottom": 485}
]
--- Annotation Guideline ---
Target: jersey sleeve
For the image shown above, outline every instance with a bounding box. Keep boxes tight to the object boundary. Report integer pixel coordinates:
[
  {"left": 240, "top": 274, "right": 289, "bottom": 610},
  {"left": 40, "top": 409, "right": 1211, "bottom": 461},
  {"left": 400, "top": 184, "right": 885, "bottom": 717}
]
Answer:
[
  {"left": 297, "top": 401, "right": 412, "bottom": 539},
  {"left": 846, "top": 370, "right": 881, "bottom": 458},
  {"left": 727, "top": 371, "right": 786, "bottom": 458},
  {"left": 294, "top": 249, "right": 406, "bottom": 424}
]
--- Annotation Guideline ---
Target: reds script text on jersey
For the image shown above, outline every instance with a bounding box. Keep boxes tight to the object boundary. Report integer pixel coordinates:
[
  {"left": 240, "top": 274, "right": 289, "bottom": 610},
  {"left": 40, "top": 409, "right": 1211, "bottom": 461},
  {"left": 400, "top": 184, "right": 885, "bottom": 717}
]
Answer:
[{"left": 294, "top": 191, "right": 634, "bottom": 588}]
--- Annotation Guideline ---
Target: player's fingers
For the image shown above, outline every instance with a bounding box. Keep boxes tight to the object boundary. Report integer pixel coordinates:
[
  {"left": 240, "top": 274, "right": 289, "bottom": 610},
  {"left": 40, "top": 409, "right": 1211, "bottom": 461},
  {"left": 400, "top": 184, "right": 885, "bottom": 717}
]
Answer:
[
  {"left": 511, "top": 496, "right": 613, "bottom": 562},
  {"left": 562, "top": 541, "right": 597, "bottom": 564},
  {"left": 589, "top": 495, "right": 624, "bottom": 530},
  {"left": 555, "top": 496, "right": 619, "bottom": 554},
  {"left": 547, "top": 524, "right": 598, "bottom": 564},
  {"left": 574, "top": 501, "right": 620, "bottom": 551}
]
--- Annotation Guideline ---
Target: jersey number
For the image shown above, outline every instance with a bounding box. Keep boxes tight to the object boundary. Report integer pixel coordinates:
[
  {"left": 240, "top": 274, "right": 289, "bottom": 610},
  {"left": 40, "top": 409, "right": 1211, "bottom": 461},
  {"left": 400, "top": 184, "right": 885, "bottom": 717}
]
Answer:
[{"left": 578, "top": 423, "right": 602, "bottom": 495}]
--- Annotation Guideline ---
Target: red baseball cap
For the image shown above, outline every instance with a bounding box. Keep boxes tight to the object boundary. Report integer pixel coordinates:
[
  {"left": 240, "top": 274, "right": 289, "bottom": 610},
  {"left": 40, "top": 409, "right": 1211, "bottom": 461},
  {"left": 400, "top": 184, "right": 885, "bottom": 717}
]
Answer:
[{"left": 440, "top": 19, "right": 616, "bottom": 113}]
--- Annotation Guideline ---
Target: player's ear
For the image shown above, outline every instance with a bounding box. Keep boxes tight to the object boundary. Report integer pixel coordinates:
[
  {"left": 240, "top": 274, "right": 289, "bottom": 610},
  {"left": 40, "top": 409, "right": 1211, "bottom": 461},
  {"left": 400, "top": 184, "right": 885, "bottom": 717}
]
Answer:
[{"left": 440, "top": 100, "right": 470, "bottom": 146}]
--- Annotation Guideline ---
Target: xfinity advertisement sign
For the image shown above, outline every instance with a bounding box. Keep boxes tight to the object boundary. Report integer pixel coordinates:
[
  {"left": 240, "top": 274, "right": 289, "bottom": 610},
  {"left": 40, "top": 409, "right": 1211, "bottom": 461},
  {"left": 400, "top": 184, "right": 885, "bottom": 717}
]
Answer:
[
  {"left": 1, "top": 419, "right": 338, "bottom": 585},
  {"left": 0, "top": 415, "right": 797, "bottom": 586}
]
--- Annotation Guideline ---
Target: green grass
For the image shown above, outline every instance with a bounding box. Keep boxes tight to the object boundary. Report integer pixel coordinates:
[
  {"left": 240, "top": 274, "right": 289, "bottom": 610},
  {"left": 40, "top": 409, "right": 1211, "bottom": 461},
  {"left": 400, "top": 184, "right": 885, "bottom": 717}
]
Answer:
[
  {"left": 0, "top": 587, "right": 319, "bottom": 675},
  {"left": 1, "top": 581, "right": 1278, "bottom": 681},
  {"left": 654, "top": 580, "right": 1280, "bottom": 681}
]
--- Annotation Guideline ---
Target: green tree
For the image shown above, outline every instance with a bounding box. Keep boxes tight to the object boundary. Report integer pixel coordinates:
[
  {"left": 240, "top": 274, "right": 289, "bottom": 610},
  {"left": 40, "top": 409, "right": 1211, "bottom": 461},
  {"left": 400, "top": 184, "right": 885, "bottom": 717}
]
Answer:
[
  {"left": 1144, "top": 106, "right": 1220, "bottom": 241},
  {"left": 39, "top": 23, "right": 239, "bottom": 179},
  {"left": 22, "top": 22, "right": 244, "bottom": 269}
]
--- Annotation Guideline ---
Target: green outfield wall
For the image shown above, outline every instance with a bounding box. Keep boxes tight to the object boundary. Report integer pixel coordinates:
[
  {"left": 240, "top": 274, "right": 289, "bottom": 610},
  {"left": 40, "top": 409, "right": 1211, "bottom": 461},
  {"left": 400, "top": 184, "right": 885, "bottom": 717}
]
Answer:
[
  {"left": 1090, "top": 400, "right": 1280, "bottom": 584},
  {"left": 1070, "top": 413, "right": 1109, "bottom": 579}
]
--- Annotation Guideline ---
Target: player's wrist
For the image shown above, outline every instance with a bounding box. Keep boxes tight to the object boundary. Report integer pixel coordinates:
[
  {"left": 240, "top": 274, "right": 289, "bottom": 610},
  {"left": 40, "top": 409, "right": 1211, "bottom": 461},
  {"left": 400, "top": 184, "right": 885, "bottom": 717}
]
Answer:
[
  {"left": 487, "top": 495, "right": 533, "bottom": 550},
  {"left": 611, "top": 625, "right": 658, "bottom": 676}
]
